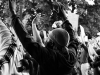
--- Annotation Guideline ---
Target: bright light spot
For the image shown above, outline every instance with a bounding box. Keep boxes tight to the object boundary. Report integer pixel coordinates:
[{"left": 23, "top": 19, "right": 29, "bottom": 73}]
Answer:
[
  {"left": 29, "top": 0, "right": 32, "bottom": 2},
  {"left": 0, "top": 1, "right": 2, "bottom": 5},
  {"left": 85, "top": 0, "right": 95, "bottom": 5},
  {"left": 22, "top": 8, "right": 26, "bottom": 13}
]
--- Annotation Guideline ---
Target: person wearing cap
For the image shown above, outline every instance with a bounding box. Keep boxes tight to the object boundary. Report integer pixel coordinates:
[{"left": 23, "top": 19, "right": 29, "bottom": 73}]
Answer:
[{"left": 9, "top": 0, "right": 78, "bottom": 75}]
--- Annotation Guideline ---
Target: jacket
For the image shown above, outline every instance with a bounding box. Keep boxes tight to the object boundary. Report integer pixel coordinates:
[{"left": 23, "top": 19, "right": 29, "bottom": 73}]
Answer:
[{"left": 11, "top": 15, "right": 77, "bottom": 75}]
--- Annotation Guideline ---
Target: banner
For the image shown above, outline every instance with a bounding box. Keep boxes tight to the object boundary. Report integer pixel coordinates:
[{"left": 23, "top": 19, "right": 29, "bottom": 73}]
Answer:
[{"left": 67, "top": 11, "right": 79, "bottom": 31}]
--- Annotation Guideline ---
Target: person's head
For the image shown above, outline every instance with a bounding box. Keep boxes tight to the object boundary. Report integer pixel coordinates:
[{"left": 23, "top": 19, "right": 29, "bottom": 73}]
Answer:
[{"left": 45, "top": 28, "right": 70, "bottom": 51}]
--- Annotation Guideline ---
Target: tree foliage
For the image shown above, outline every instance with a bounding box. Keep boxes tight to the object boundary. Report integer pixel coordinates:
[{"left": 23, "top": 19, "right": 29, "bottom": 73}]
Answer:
[{"left": 0, "top": 0, "right": 100, "bottom": 36}]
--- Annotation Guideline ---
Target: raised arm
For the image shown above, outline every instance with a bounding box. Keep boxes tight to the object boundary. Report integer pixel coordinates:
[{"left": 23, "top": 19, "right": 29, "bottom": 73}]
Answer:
[
  {"left": 9, "top": 0, "right": 33, "bottom": 49},
  {"left": 9, "top": 0, "right": 51, "bottom": 64},
  {"left": 52, "top": 2, "right": 75, "bottom": 42},
  {"left": 32, "top": 15, "right": 45, "bottom": 47}
]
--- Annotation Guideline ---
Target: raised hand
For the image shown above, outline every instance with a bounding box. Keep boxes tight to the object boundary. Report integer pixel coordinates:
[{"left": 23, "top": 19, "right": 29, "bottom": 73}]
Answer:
[{"left": 32, "top": 14, "right": 41, "bottom": 25}]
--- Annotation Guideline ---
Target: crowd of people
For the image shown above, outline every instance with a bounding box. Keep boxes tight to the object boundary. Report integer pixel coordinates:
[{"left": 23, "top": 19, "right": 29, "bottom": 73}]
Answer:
[{"left": 0, "top": 0, "right": 100, "bottom": 75}]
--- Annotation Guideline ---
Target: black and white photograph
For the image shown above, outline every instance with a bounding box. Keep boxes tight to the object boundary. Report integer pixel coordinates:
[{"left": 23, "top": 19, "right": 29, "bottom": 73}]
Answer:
[{"left": 0, "top": 0, "right": 100, "bottom": 75}]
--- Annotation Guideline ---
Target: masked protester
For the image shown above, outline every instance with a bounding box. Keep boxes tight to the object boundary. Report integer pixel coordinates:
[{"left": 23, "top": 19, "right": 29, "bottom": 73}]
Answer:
[{"left": 9, "top": 0, "right": 78, "bottom": 75}]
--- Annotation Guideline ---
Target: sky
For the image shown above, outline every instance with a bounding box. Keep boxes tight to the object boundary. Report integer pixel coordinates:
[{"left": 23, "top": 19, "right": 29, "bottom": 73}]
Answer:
[{"left": 85, "top": 0, "right": 95, "bottom": 5}]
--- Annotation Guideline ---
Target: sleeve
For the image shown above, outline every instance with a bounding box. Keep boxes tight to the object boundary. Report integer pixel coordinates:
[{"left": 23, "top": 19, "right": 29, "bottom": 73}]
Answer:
[
  {"left": 62, "top": 20, "right": 75, "bottom": 42},
  {"left": 68, "top": 39, "right": 79, "bottom": 55},
  {"left": 68, "top": 46, "right": 77, "bottom": 58},
  {"left": 11, "top": 14, "right": 32, "bottom": 49}
]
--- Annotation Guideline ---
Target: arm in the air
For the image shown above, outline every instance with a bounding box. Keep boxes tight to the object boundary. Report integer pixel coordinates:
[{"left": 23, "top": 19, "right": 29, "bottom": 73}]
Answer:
[{"left": 32, "top": 20, "right": 45, "bottom": 47}]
